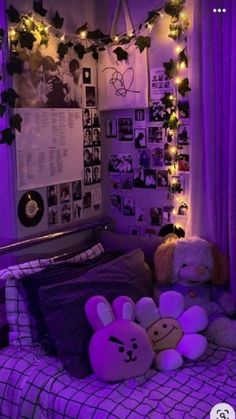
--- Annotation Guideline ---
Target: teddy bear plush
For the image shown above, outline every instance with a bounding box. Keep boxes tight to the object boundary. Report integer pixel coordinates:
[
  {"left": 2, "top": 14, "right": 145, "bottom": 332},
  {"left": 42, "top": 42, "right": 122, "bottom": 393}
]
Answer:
[{"left": 154, "top": 236, "right": 236, "bottom": 348}]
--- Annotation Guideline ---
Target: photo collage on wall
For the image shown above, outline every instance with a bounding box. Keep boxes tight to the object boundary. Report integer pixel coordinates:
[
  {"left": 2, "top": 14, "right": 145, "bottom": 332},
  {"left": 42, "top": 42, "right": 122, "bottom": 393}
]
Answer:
[
  {"left": 47, "top": 180, "right": 82, "bottom": 226},
  {"left": 105, "top": 67, "right": 190, "bottom": 235}
]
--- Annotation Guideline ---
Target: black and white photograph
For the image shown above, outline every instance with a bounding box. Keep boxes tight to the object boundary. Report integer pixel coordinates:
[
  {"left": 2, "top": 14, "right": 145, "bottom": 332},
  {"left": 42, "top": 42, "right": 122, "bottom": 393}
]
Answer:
[
  {"left": 150, "top": 68, "right": 172, "bottom": 99},
  {"left": 144, "top": 169, "right": 157, "bottom": 188},
  {"left": 110, "top": 173, "right": 121, "bottom": 189},
  {"left": 92, "top": 109, "right": 100, "bottom": 127},
  {"left": 149, "top": 100, "right": 165, "bottom": 122},
  {"left": 84, "top": 166, "right": 93, "bottom": 185},
  {"left": 73, "top": 200, "right": 82, "bottom": 220},
  {"left": 93, "top": 147, "right": 101, "bottom": 165},
  {"left": 86, "top": 86, "right": 96, "bottom": 107},
  {"left": 178, "top": 154, "right": 190, "bottom": 171},
  {"left": 178, "top": 100, "right": 190, "bottom": 119},
  {"left": 48, "top": 207, "right": 59, "bottom": 226},
  {"left": 150, "top": 207, "right": 163, "bottom": 226},
  {"left": 133, "top": 168, "right": 145, "bottom": 188},
  {"left": 83, "top": 108, "right": 92, "bottom": 127},
  {"left": 84, "top": 148, "right": 93, "bottom": 166},
  {"left": 60, "top": 183, "right": 70, "bottom": 204},
  {"left": 82, "top": 67, "right": 91, "bottom": 84},
  {"left": 136, "top": 207, "right": 146, "bottom": 223},
  {"left": 178, "top": 124, "right": 189, "bottom": 145},
  {"left": 152, "top": 147, "right": 164, "bottom": 167},
  {"left": 123, "top": 197, "right": 135, "bottom": 216},
  {"left": 93, "top": 165, "right": 101, "bottom": 183},
  {"left": 83, "top": 128, "right": 93, "bottom": 146},
  {"left": 148, "top": 126, "right": 163, "bottom": 143},
  {"left": 83, "top": 191, "right": 92, "bottom": 209},
  {"left": 108, "top": 154, "right": 132, "bottom": 173},
  {"left": 111, "top": 194, "right": 122, "bottom": 211},
  {"left": 138, "top": 149, "right": 151, "bottom": 168},
  {"left": 72, "top": 180, "right": 82, "bottom": 201},
  {"left": 129, "top": 226, "right": 141, "bottom": 236},
  {"left": 157, "top": 170, "right": 169, "bottom": 188},
  {"left": 134, "top": 128, "right": 146, "bottom": 148},
  {"left": 93, "top": 128, "right": 101, "bottom": 146},
  {"left": 61, "top": 203, "right": 71, "bottom": 223},
  {"left": 47, "top": 185, "right": 58, "bottom": 207},
  {"left": 178, "top": 201, "right": 189, "bottom": 216},
  {"left": 118, "top": 118, "right": 133, "bottom": 141},
  {"left": 120, "top": 173, "right": 133, "bottom": 190},
  {"left": 134, "top": 108, "right": 145, "bottom": 122},
  {"left": 105, "top": 119, "right": 117, "bottom": 138}
]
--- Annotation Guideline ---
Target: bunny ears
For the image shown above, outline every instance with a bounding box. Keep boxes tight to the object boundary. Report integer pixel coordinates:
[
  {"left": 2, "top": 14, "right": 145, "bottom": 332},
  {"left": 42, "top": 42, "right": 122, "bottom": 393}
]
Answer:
[{"left": 85, "top": 295, "right": 135, "bottom": 331}]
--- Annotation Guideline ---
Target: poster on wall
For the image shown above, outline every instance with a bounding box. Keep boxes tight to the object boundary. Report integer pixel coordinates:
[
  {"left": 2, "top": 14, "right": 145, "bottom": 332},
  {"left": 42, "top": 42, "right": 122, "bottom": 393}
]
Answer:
[
  {"left": 16, "top": 108, "right": 83, "bottom": 191},
  {"left": 98, "top": 45, "right": 148, "bottom": 110}
]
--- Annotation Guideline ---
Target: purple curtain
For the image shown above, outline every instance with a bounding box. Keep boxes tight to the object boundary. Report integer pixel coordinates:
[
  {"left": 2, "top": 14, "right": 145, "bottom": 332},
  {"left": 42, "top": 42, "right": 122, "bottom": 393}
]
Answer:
[{"left": 188, "top": 0, "right": 236, "bottom": 296}]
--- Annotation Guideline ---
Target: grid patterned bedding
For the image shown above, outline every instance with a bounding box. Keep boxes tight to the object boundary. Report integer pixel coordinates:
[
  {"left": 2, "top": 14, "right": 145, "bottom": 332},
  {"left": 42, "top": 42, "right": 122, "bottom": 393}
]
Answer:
[{"left": 0, "top": 344, "right": 236, "bottom": 418}]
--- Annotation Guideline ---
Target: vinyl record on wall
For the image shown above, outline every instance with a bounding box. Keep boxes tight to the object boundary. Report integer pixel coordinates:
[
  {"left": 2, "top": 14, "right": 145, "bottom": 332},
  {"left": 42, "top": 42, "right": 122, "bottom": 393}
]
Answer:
[{"left": 18, "top": 191, "right": 44, "bottom": 227}]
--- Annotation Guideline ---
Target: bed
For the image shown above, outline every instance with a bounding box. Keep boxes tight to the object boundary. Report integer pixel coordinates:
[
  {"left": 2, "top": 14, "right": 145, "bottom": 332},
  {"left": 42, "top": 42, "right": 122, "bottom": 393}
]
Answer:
[{"left": 0, "top": 219, "right": 236, "bottom": 418}]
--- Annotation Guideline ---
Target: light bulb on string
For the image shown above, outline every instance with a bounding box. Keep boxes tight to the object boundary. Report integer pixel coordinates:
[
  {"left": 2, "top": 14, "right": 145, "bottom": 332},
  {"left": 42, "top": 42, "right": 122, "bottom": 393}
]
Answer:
[
  {"left": 175, "top": 77, "right": 181, "bottom": 85},
  {"left": 175, "top": 45, "right": 182, "bottom": 53},
  {"left": 80, "top": 30, "right": 87, "bottom": 39},
  {"left": 179, "top": 61, "right": 186, "bottom": 69}
]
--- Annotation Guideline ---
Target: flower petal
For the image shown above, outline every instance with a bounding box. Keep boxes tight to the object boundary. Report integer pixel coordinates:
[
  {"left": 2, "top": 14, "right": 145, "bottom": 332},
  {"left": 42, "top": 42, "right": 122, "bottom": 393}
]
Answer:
[
  {"left": 159, "top": 291, "right": 184, "bottom": 319},
  {"left": 156, "top": 349, "right": 183, "bottom": 371},
  {"left": 178, "top": 306, "right": 208, "bottom": 333},
  {"left": 135, "top": 297, "right": 160, "bottom": 328},
  {"left": 176, "top": 334, "right": 207, "bottom": 359}
]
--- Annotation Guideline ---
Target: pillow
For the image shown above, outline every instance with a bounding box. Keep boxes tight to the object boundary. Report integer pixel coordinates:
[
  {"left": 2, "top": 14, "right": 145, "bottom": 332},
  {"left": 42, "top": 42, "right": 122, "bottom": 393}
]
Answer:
[
  {"left": 99, "top": 230, "right": 164, "bottom": 268},
  {"left": 4, "top": 243, "right": 104, "bottom": 347},
  {"left": 39, "top": 248, "right": 152, "bottom": 378}
]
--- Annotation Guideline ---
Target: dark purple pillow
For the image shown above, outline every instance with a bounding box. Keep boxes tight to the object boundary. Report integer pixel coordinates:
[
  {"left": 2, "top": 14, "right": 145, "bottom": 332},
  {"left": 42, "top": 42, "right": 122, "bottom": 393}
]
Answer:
[{"left": 39, "top": 280, "right": 143, "bottom": 378}]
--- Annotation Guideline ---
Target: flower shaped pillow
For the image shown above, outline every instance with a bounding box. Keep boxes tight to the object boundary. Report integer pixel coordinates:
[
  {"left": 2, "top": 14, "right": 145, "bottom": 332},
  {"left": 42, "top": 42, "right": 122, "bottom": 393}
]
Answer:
[{"left": 136, "top": 291, "right": 208, "bottom": 371}]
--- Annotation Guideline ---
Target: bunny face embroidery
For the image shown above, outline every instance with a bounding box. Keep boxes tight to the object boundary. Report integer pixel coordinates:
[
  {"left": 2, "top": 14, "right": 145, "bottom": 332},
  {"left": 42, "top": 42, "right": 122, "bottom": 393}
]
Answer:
[{"left": 85, "top": 296, "right": 154, "bottom": 382}]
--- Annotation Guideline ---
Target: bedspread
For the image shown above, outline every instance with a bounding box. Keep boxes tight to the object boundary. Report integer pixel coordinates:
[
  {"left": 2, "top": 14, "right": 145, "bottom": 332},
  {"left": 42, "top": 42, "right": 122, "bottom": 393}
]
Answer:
[{"left": 0, "top": 344, "right": 236, "bottom": 418}]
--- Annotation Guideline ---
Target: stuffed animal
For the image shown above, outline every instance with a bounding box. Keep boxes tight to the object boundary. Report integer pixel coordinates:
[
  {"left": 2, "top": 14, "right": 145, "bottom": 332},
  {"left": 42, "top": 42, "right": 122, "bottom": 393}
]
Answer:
[
  {"left": 136, "top": 291, "right": 208, "bottom": 371},
  {"left": 85, "top": 295, "right": 154, "bottom": 382},
  {"left": 154, "top": 236, "right": 236, "bottom": 348}
]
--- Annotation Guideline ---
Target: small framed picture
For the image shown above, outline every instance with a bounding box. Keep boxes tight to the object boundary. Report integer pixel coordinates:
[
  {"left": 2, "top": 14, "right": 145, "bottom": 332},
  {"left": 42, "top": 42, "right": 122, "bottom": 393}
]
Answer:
[
  {"left": 134, "top": 128, "right": 146, "bottom": 148},
  {"left": 105, "top": 119, "right": 117, "bottom": 138}
]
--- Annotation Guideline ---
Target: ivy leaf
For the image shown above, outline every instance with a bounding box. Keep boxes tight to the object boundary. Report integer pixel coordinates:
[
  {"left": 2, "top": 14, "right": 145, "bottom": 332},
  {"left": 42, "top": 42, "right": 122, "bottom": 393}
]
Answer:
[
  {"left": 87, "top": 28, "right": 107, "bottom": 40},
  {"left": 0, "top": 128, "right": 15, "bottom": 145},
  {"left": 144, "top": 10, "right": 159, "bottom": 25},
  {"left": 168, "top": 112, "right": 179, "bottom": 130},
  {"left": 10, "top": 113, "right": 23, "bottom": 132},
  {"left": 87, "top": 45, "right": 98, "bottom": 60},
  {"left": 74, "top": 43, "right": 86, "bottom": 60},
  {"left": 19, "top": 31, "right": 37, "bottom": 50},
  {"left": 6, "top": 5, "right": 21, "bottom": 23},
  {"left": 52, "top": 11, "right": 64, "bottom": 29},
  {"left": 179, "top": 49, "right": 188, "bottom": 67},
  {"left": 113, "top": 46, "right": 128, "bottom": 61},
  {"left": 135, "top": 36, "right": 151, "bottom": 53},
  {"left": 118, "top": 37, "right": 131, "bottom": 45},
  {"left": 178, "top": 78, "right": 191, "bottom": 96},
  {"left": 67, "top": 41, "right": 73, "bottom": 48},
  {"left": 0, "top": 28, "right": 4, "bottom": 38},
  {"left": 0, "top": 104, "right": 6, "bottom": 117},
  {"left": 178, "top": 100, "right": 189, "bottom": 118},
  {"left": 57, "top": 42, "right": 68, "bottom": 59},
  {"left": 33, "top": 0, "right": 48, "bottom": 17},
  {"left": 1, "top": 88, "right": 19, "bottom": 107},
  {"left": 6, "top": 56, "right": 23, "bottom": 75},
  {"left": 164, "top": 0, "right": 185, "bottom": 19},
  {"left": 163, "top": 58, "right": 177, "bottom": 79},
  {"left": 75, "top": 22, "right": 88, "bottom": 34},
  {"left": 161, "top": 92, "right": 174, "bottom": 108}
]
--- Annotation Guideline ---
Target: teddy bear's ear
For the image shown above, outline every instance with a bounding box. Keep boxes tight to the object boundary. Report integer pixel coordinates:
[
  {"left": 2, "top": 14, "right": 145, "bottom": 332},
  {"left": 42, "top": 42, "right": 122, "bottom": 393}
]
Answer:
[
  {"left": 210, "top": 243, "right": 229, "bottom": 285},
  {"left": 154, "top": 241, "right": 176, "bottom": 284}
]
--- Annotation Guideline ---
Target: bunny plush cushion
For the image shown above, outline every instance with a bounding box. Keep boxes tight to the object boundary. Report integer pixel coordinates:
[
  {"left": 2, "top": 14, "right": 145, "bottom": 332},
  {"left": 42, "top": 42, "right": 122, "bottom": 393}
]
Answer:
[{"left": 85, "top": 295, "right": 154, "bottom": 382}]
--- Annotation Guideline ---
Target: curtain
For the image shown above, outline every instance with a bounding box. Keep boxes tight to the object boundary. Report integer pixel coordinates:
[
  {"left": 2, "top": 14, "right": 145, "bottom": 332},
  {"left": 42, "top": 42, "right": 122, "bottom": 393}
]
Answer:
[{"left": 188, "top": 0, "right": 236, "bottom": 296}]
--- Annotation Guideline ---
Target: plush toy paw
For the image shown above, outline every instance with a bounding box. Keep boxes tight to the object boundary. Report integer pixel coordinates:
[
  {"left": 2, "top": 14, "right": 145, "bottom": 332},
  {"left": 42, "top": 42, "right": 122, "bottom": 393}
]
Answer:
[
  {"left": 207, "top": 317, "right": 236, "bottom": 348},
  {"left": 156, "top": 349, "right": 183, "bottom": 371}
]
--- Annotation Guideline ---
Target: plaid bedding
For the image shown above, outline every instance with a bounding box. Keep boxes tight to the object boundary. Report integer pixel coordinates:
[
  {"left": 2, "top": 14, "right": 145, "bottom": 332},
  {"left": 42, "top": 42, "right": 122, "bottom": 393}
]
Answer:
[{"left": 0, "top": 344, "right": 236, "bottom": 418}]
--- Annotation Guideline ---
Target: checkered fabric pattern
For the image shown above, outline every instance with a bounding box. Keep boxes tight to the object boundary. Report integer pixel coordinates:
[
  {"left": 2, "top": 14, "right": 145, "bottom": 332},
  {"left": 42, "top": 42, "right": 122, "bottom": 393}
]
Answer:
[
  {"left": 0, "top": 343, "right": 236, "bottom": 418},
  {"left": 1, "top": 243, "right": 104, "bottom": 347}
]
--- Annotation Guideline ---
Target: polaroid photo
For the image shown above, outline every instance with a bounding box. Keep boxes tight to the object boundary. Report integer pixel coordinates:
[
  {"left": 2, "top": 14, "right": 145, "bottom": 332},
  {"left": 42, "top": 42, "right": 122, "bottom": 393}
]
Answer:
[
  {"left": 73, "top": 200, "right": 82, "bottom": 220},
  {"left": 105, "top": 119, "right": 117, "bottom": 138},
  {"left": 151, "top": 147, "right": 164, "bottom": 167},
  {"left": 60, "top": 183, "right": 70, "bottom": 204},
  {"left": 61, "top": 203, "right": 71, "bottom": 224},
  {"left": 150, "top": 207, "right": 163, "bottom": 226},
  {"left": 82, "top": 68, "right": 91, "bottom": 84},
  {"left": 178, "top": 154, "right": 190, "bottom": 171},
  {"left": 83, "top": 108, "right": 92, "bottom": 127},
  {"left": 157, "top": 170, "right": 169, "bottom": 188},
  {"left": 144, "top": 169, "right": 157, "bottom": 189},
  {"left": 133, "top": 168, "right": 145, "bottom": 188},
  {"left": 93, "top": 147, "right": 101, "bottom": 165},
  {"left": 84, "top": 148, "right": 93, "bottom": 166},
  {"left": 134, "top": 128, "right": 146, "bottom": 149},
  {"left": 148, "top": 126, "right": 163, "bottom": 143},
  {"left": 111, "top": 194, "right": 122, "bottom": 211},
  {"left": 129, "top": 226, "right": 141, "bottom": 236},
  {"left": 178, "top": 200, "right": 189, "bottom": 216},
  {"left": 110, "top": 173, "right": 121, "bottom": 190},
  {"left": 108, "top": 154, "right": 132, "bottom": 173},
  {"left": 178, "top": 124, "right": 189, "bottom": 146},
  {"left": 123, "top": 197, "right": 135, "bottom": 216},
  {"left": 93, "top": 165, "right": 101, "bottom": 183},
  {"left": 138, "top": 149, "right": 151, "bottom": 168},
  {"left": 118, "top": 118, "right": 133, "bottom": 141},
  {"left": 149, "top": 100, "right": 165, "bottom": 122},
  {"left": 92, "top": 128, "right": 100, "bottom": 146},
  {"left": 84, "top": 166, "right": 93, "bottom": 185},
  {"left": 136, "top": 207, "right": 146, "bottom": 223},
  {"left": 83, "top": 191, "right": 92, "bottom": 209},
  {"left": 48, "top": 207, "right": 59, "bottom": 226},
  {"left": 47, "top": 185, "right": 58, "bottom": 207},
  {"left": 86, "top": 86, "right": 96, "bottom": 107},
  {"left": 83, "top": 128, "right": 93, "bottom": 147},
  {"left": 72, "top": 180, "right": 82, "bottom": 201},
  {"left": 92, "top": 109, "right": 100, "bottom": 128},
  {"left": 120, "top": 173, "right": 133, "bottom": 190}
]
